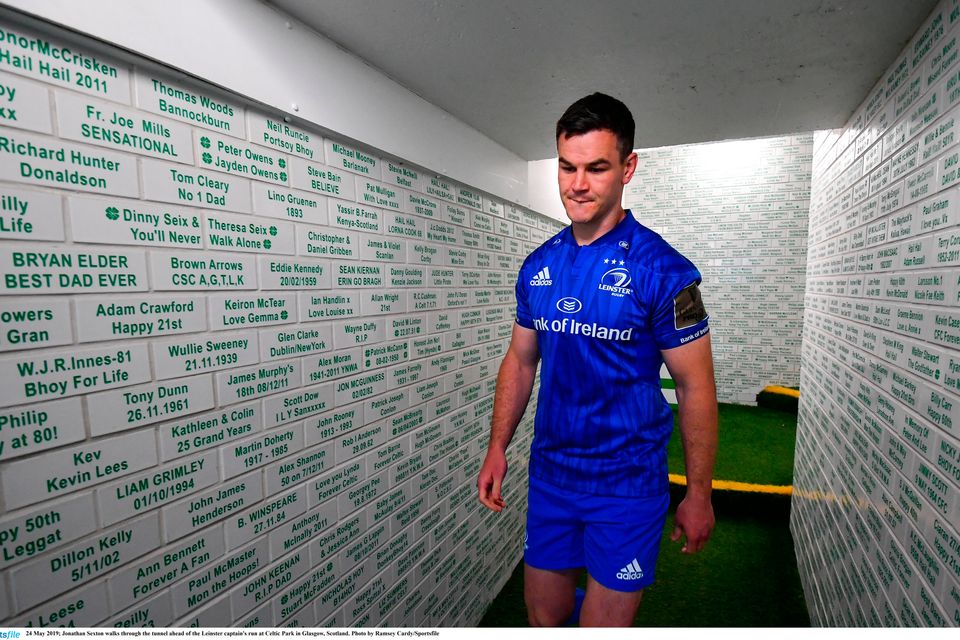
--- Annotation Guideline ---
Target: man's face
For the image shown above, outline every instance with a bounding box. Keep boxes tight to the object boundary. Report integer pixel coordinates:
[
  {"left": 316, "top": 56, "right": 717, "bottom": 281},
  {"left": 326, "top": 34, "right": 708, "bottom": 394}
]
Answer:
[{"left": 557, "top": 129, "right": 637, "bottom": 226}]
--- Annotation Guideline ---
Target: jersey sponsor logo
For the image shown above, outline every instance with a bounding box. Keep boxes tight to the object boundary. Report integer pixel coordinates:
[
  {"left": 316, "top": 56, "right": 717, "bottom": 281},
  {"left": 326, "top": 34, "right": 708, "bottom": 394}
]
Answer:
[
  {"left": 616, "top": 558, "right": 644, "bottom": 580},
  {"left": 618, "top": 241, "right": 630, "bottom": 249},
  {"left": 598, "top": 267, "right": 633, "bottom": 297},
  {"left": 532, "top": 316, "right": 633, "bottom": 341},
  {"left": 556, "top": 297, "right": 582, "bottom": 314},
  {"left": 530, "top": 266, "right": 553, "bottom": 286},
  {"left": 679, "top": 325, "right": 709, "bottom": 344},
  {"left": 674, "top": 282, "right": 707, "bottom": 329}
]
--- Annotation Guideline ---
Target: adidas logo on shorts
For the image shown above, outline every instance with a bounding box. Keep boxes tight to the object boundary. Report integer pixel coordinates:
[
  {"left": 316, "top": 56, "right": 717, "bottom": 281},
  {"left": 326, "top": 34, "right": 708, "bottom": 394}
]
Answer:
[
  {"left": 530, "top": 266, "right": 552, "bottom": 286},
  {"left": 616, "top": 558, "right": 644, "bottom": 581}
]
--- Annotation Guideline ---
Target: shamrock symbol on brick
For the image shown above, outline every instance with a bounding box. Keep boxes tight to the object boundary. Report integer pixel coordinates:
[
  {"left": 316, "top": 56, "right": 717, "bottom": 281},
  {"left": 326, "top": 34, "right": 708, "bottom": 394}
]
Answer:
[
  {"left": 269, "top": 226, "right": 278, "bottom": 236},
  {"left": 105, "top": 206, "right": 120, "bottom": 220},
  {"left": 202, "top": 152, "right": 212, "bottom": 164},
  {"left": 263, "top": 239, "right": 272, "bottom": 250},
  {"left": 200, "top": 136, "right": 211, "bottom": 149}
]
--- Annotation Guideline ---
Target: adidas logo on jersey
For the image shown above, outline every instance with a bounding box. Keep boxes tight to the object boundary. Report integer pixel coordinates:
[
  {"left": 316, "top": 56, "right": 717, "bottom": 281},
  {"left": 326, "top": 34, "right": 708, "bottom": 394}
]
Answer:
[
  {"left": 616, "top": 559, "right": 644, "bottom": 581},
  {"left": 530, "top": 266, "right": 553, "bottom": 286}
]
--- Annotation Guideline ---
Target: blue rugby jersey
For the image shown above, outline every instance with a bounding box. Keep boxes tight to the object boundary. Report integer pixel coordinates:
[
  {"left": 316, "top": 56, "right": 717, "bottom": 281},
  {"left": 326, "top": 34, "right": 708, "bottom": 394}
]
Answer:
[{"left": 516, "top": 210, "right": 709, "bottom": 497}]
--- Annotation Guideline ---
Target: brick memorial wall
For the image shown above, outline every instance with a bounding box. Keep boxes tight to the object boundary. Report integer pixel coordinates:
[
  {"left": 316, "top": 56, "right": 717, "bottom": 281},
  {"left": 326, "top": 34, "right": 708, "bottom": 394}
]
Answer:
[
  {"left": 623, "top": 135, "right": 812, "bottom": 404},
  {"left": 793, "top": 0, "right": 960, "bottom": 626},
  {"left": 0, "top": 13, "right": 557, "bottom": 627}
]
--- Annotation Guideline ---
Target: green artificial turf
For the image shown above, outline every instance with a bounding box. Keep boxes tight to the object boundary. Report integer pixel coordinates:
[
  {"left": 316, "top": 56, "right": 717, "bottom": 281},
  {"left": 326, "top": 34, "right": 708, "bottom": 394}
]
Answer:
[
  {"left": 667, "top": 402, "right": 797, "bottom": 486},
  {"left": 640, "top": 492, "right": 808, "bottom": 626}
]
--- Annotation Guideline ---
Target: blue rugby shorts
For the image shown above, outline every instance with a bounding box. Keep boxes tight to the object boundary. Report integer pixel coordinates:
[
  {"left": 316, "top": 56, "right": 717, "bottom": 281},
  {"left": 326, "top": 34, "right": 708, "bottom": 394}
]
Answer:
[{"left": 524, "top": 474, "right": 670, "bottom": 592}]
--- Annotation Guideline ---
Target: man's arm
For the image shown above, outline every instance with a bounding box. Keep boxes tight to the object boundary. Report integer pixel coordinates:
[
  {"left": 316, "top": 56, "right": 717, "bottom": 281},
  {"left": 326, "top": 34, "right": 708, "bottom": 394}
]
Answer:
[
  {"left": 661, "top": 333, "right": 718, "bottom": 553},
  {"left": 477, "top": 323, "right": 540, "bottom": 512}
]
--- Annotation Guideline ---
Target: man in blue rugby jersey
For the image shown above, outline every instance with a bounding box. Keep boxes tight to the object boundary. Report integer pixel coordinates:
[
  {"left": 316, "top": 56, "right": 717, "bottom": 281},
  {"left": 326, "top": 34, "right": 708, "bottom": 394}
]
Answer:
[{"left": 477, "top": 93, "right": 718, "bottom": 627}]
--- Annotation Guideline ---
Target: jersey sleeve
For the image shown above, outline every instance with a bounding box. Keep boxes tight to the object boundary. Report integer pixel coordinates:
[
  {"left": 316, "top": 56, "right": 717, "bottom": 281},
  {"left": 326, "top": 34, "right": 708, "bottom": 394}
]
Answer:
[
  {"left": 651, "top": 269, "right": 710, "bottom": 350},
  {"left": 515, "top": 261, "right": 535, "bottom": 329}
]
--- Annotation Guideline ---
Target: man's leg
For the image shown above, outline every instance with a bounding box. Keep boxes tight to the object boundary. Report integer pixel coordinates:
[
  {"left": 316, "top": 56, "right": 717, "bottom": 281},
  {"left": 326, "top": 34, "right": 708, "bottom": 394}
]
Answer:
[
  {"left": 580, "top": 491, "right": 669, "bottom": 626},
  {"left": 523, "top": 564, "right": 581, "bottom": 627},
  {"left": 523, "top": 475, "right": 586, "bottom": 626},
  {"left": 580, "top": 574, "right": 643, "bottom": 627}
]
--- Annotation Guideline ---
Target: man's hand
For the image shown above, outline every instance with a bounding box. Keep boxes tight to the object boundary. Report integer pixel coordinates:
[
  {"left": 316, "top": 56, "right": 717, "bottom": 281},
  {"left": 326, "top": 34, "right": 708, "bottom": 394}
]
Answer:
[
  {"left": 477, "top": 449, "right": 508, "bottom": 512},
  {"left": 671, "top": 494, "right": 714, "bottom": 553}
]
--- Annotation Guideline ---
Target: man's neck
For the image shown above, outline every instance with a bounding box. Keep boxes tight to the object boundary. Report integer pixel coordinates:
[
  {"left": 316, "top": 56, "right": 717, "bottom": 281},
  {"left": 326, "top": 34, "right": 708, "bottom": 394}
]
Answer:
[{"left": 571, "top": 207, "right": 627, "bottom": 246}]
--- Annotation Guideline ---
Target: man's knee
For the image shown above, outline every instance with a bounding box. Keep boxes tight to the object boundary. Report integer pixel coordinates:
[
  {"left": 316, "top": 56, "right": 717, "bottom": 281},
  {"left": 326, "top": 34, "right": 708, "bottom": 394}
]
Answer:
[
  {"left": 523, "top": 565, "right": 579, "bottom": 627},
  {"left": 525, "top": 594, "right": 573, "bottom": 627},
  {"left": 579, "top": 576, "right": 644, "bottom": 627}
]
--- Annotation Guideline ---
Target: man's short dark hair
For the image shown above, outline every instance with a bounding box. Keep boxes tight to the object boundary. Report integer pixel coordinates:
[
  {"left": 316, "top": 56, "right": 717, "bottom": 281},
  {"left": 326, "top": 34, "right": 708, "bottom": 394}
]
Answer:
[{"left": 556, "top": 93, "right": 635, "bottom": 160}]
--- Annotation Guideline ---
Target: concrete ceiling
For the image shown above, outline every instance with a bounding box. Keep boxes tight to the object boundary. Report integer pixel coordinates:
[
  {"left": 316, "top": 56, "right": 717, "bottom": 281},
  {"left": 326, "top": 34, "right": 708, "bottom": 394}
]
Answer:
[{"left": 268, "top": 0, "right": 939, "bottom": 161}]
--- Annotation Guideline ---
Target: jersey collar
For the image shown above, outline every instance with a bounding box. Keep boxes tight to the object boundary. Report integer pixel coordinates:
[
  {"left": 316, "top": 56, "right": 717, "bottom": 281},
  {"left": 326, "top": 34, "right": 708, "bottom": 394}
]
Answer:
[{"left": 564, "top": 209, "right": 638, "bottom": 248}]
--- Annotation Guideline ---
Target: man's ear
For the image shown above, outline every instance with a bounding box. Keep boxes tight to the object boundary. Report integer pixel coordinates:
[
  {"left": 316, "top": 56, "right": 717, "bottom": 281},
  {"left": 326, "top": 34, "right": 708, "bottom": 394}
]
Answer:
[{"left": 622, "top": 151, "right": 638, "bottom": 184}]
